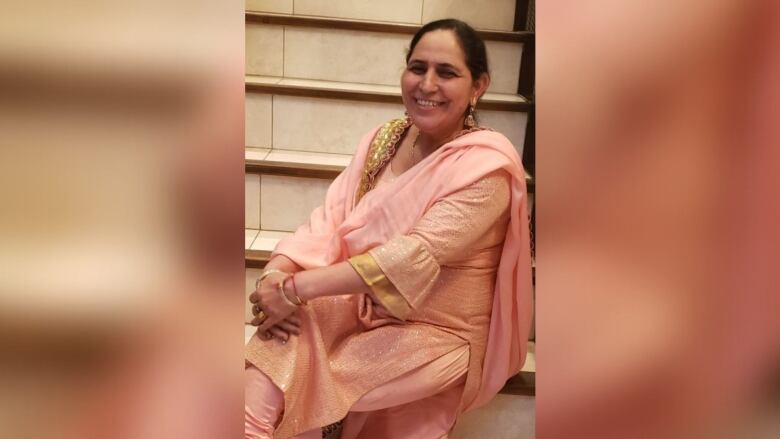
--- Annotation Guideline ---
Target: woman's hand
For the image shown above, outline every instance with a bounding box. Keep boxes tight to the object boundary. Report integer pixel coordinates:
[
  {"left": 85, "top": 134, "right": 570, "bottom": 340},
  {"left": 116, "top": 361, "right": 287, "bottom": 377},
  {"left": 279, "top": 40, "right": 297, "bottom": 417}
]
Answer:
[
  {"left": 249, "top": 272, "right": 299, "bottom": 340},
  {"left": 251, "top": 299, "right": 301, "bottom": 342}
]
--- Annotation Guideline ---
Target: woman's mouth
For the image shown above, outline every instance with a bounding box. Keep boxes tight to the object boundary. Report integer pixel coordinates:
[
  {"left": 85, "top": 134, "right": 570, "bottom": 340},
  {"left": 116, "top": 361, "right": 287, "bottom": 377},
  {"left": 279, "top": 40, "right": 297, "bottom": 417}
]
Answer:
[{"left": 415, "top": 98, "right": 444, "bottom": 108}]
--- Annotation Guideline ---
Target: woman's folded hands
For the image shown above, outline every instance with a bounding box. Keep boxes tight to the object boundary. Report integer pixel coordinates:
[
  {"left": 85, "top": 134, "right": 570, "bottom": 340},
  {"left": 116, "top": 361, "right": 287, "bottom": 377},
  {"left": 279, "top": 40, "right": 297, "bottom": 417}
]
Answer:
[{"left": 249, "top": 271, "right": 301, "bottom": 343}]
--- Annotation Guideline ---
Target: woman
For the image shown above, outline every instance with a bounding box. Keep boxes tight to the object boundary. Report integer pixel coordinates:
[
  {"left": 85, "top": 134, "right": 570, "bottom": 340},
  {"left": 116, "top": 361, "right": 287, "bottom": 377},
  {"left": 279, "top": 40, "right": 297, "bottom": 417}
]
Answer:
[{"left": 245, "top": 19, "right": 533, "bottom": 439}]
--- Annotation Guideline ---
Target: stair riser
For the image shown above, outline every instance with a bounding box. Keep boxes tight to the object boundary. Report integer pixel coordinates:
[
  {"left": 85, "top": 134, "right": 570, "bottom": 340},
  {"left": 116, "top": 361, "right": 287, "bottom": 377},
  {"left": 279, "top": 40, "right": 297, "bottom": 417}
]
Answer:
[
  {"left": 247, "top": 24, "right": 523, "bottom": 94},
  {"left": 246, "top": 173, "right": 331, "bottom": 232},
  {"left": 246, "top": 0, "right": 519, "bottom": 32},
  {"left": 246, "top": 93, "right": 528, "bottom": 156}
]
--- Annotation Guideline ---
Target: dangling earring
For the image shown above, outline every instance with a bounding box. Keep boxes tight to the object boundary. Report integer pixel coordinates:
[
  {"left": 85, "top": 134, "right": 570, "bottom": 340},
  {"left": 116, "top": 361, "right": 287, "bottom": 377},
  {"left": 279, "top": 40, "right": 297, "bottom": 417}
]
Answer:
[{"left": 465, "top": 103, "right": 476, "bottom": 128}]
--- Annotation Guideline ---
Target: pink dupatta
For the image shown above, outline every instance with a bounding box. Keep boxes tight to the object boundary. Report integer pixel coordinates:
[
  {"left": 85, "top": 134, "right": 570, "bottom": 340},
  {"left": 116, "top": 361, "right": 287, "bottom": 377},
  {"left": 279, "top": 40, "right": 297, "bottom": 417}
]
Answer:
[{"left": 272, "top": 124, "right": 533, "bottom": 412}]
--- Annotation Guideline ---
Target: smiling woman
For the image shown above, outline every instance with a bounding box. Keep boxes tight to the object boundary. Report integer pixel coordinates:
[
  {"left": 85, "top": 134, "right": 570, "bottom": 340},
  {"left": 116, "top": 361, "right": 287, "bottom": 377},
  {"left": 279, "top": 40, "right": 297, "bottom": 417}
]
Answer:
[{"left": 245, "top": 19, "right": 532, "bottom": 439}]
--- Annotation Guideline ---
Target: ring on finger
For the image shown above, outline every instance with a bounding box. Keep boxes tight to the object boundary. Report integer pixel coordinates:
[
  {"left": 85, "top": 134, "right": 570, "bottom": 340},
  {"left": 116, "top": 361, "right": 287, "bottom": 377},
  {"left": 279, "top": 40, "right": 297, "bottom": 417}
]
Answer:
[{"left": 256, "top": 310, "right": 267, "bottom": 322}]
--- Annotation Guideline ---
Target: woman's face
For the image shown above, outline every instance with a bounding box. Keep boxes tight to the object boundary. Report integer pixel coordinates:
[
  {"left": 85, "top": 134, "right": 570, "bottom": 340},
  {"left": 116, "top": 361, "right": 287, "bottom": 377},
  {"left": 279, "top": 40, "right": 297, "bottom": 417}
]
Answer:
[{"left": 401, "top": 29, "right": 488, "bottom": 139}]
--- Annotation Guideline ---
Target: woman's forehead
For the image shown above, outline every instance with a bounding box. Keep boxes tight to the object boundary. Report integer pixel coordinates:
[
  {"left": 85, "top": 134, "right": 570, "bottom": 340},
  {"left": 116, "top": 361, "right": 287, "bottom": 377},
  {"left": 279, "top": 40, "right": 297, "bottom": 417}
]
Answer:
[{"left": 409, "top": 30, "right": 467, "bottom": 66}]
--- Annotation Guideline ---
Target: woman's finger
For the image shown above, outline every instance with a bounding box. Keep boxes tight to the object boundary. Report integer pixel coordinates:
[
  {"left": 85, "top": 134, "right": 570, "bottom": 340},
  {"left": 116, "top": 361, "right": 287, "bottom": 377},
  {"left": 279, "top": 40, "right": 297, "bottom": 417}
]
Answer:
[
  {"left": 250, "top": 312, "right": 267, "bottom": 327},
  {"left": 257, "top": 316, "right": 282, "bottom": 334},
  {"left": 276, "top": 320, "right": 300, "bottom": 335},
  {"left": 252, "top": 304, "right": 262, "bottom": 315},
  {"left": 248, "top": 292, "right": 259, "bottom": 304},
  {"left": 286, "top": 315, "right": 301, "bottom": 326},
  {"left": 268, "top": 327, "right": 290, "bottom": 343}
]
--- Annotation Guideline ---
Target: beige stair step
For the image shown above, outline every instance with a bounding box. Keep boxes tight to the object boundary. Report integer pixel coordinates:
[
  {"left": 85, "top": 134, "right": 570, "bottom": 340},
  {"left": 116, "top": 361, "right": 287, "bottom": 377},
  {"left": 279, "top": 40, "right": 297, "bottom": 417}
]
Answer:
[
  {"left": 245, "top": 147, "right": 535, "bottom": 189},
  {"left": 246, "top": 22, "right": 524, "bottom": 94},
  {"left": 450, "top": 393, "right": 534, "bottom": 438},
  {"left": 246, "top": 148, "right": 351, "bottom": 179},
  {"left": 245, "top": 11, "right": 532, "bottom": 42},
  {"left": 246, "top": 1, "right": 522, "bottom": 32},
  {"left": 246, "top": 80, "right": 529, "bottom": 156},
  {"left": 245, "top": 229, "right": 291, "bottom": 268},
  {"left": 245, "top": 75, "right": 531, "bottom": 112}
]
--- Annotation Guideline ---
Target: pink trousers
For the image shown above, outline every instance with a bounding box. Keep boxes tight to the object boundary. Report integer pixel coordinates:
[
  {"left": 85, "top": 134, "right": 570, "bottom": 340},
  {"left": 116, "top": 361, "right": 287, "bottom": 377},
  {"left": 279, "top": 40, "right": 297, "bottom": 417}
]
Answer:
[{"left": 245, "top": 345, "right": 469, "bottom": 439}]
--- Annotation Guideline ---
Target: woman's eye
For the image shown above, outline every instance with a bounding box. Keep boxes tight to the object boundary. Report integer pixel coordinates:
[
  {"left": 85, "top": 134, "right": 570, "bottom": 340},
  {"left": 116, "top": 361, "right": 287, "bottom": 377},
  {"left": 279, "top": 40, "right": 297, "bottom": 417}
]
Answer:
[
  {"left": 439, "top": 71, "right": 456, "bottom": 78},
  {"left": 408, "top": 65, "right": 426, "bottom": 74}
]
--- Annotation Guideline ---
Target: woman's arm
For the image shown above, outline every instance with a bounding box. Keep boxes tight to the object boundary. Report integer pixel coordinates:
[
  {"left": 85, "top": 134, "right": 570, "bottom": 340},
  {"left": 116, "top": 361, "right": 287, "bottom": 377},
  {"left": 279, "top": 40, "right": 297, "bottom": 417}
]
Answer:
[
  {"left": 295, "top": 261, "right": 372, "bottom": 301},
  {"left": 254, "top": 169, "right": 512, "bottom": 333}
]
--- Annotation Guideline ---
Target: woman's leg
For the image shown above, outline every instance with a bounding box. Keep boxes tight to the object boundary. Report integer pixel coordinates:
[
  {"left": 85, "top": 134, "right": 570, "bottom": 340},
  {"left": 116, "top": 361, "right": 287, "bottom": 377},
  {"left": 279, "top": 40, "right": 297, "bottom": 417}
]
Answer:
[
  {"left": 245, "top": 366, "right": 284, "bottom": 439},
  {"left": 340, "top": 345, "right": 470, "bottom": 439},
  {"left": 350, "top": 344, "right": 470, "bottom": 412}
]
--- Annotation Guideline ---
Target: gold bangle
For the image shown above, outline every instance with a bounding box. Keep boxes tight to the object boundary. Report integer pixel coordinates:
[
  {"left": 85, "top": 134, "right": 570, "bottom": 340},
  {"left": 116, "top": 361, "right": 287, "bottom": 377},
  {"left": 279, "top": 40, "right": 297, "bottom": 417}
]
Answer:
[
  {"left": 276, "top": 278, "right": 297, "bottom": 307},
  {"left": 289, "top": 273, "right": 307, "bottom": 305},
  {"left": 256, "top": 269, "right": 288, "bottom": 290},
  {"left": 282, "top": 275, "right": 306, "bottom": 306}
]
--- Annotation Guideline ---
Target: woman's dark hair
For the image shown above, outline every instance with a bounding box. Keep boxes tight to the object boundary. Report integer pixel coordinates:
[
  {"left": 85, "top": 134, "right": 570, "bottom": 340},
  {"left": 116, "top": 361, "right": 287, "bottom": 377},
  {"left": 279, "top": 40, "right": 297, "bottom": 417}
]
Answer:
[{"left": 406, "top": 19, "right": 490, "bottom": 81}]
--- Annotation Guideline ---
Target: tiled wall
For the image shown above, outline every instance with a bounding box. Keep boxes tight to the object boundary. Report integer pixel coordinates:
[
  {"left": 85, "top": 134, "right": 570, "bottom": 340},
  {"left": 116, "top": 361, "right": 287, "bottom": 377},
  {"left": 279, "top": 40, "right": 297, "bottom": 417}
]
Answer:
[
  {"left": 246, "top": 0, "right": 517, "bottom": 31},
  {"left": 245, "top": 23, "right": 523, "bottom": 94},
  {"left": 246, "top": 93, "right": 528, "bottom": 156}
]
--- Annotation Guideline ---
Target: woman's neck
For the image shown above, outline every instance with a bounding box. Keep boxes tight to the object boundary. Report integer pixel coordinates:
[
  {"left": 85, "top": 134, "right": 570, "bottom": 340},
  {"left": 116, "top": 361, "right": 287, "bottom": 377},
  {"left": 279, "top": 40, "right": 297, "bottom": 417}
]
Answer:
[{"left": 415, "top": 118, "right": 466, "bottom": 155}]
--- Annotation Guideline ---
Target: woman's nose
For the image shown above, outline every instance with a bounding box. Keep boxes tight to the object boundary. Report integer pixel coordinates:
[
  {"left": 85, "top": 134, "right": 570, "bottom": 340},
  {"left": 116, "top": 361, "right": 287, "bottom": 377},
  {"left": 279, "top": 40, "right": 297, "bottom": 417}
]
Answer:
[{"left": 420, "top": 71, "right": 438, "bottom": 93}]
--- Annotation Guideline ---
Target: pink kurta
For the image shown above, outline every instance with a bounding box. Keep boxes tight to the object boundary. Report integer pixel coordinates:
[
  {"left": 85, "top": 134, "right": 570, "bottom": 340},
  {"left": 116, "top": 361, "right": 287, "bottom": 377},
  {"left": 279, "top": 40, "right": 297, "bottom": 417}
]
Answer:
[{"left": 245, "top": 119, "right": 533, "bottom": 438}]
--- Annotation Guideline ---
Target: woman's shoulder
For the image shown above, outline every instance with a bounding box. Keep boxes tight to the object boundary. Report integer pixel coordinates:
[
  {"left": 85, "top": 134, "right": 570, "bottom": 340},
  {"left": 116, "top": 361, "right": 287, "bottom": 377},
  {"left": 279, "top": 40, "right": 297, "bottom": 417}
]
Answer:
[{"left": 452, "top": 128, "right": 521, "bottom": 166}]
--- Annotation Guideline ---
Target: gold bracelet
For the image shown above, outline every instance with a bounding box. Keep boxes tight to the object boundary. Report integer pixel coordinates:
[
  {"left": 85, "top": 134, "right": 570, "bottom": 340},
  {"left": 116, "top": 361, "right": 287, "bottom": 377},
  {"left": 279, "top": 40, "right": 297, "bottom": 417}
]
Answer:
[
  {"left": 276, "top": 278, "right": 298, "bottom": 307},
  {"left": 289, "top": 273, "right": 307, "bottom": 305},
  {"left": 256, "top": 268, "right": 288, "bottom": 290},
  {"left": 282, "top": 275, "right": 306, "bottom": 306}
]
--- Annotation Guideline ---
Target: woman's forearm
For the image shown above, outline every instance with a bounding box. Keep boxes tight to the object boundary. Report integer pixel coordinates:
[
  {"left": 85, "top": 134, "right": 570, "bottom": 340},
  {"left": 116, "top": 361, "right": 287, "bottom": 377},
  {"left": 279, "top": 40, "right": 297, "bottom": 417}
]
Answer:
[
  {"left": 264, "top": 254, "right": 304, "bottom": 274},
  {"left": 294, "top": 261, "right": 371, "bottom": 302}
]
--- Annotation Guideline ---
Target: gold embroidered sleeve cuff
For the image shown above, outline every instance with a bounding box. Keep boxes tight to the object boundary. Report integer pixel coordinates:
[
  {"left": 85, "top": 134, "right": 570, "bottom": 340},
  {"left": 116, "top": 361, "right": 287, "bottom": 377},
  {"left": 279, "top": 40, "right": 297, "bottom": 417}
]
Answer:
[{"left": 348, "top": 252, "right": 412, "bottom": 320}]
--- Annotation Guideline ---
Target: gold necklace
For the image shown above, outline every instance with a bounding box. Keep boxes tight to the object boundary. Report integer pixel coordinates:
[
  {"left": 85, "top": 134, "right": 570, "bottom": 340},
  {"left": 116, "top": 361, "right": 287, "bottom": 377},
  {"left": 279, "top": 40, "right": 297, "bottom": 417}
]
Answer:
[{"left": 409, "top": 130, "right": 421, "bottom": 163}]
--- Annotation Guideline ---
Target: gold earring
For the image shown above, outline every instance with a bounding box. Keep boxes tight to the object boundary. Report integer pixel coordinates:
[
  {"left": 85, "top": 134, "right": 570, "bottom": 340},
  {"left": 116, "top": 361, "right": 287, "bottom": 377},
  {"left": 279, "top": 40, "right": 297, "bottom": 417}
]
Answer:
[{"left": 465, "top": 104, "right": 476, "bottom": 128}]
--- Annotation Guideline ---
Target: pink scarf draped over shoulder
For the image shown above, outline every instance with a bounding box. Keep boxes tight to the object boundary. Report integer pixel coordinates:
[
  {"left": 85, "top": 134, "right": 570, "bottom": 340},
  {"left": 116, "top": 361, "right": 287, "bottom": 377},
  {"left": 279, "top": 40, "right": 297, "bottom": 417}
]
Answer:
[{"left": 272, "top": 124, "right": 534, "bottom": 411}]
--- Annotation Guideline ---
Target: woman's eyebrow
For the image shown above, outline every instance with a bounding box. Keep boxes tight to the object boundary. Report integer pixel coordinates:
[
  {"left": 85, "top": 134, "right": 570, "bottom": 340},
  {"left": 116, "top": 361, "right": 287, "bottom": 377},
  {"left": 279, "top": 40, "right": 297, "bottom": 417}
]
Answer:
[{"left": 408, "top": 59, "right": 461, "bottom": 71}]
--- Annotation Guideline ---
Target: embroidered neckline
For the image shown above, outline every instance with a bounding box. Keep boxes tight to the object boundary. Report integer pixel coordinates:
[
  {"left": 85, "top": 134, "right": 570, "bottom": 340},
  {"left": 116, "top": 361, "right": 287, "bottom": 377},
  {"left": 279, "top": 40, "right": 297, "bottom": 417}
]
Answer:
[{"left": 354, "top": 117, "right": 491, "bottom": 206}]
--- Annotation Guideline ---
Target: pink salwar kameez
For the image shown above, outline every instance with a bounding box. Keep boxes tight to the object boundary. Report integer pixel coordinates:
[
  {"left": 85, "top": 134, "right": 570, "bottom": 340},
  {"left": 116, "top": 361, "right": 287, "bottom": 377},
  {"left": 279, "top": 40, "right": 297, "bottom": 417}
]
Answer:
[{"left": 245, "top": 118, "right": 533, "bottom": 438}]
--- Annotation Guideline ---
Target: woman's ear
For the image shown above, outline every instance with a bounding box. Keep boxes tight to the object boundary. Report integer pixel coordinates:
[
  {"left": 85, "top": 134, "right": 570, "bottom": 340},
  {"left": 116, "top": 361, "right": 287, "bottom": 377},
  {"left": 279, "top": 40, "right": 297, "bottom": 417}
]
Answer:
[{"left": 472, "top": 73, "right": 491, "bottom": 104}]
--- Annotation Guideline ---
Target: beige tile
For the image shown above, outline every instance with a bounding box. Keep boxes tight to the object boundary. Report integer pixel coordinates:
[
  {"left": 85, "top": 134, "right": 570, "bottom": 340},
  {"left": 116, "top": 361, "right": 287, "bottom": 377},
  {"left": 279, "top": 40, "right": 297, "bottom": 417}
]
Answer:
[
  {"left": 245, "top": 174, "right": 260, "bottom": 229},
  {"left": 246, "top": 24, "right": 284, "bottom": 76},
  {"left": 246, "top": 0, "right": 292, "bottom": 14},
  {"left": 422, "top": 0, "right": 516, "bottom": 31},
  {"left": 273, "top": 94, "right": 404, "bottom": 154},
  {"left": 294, "top": 0, "right": 423, "bottom": 24},
  {"left": 245, "top": 147, "right": 271, "bottom": 162},
  {"left": 250, "top": 230, "right": 292, "bottom": 251},
  {"left": 485, "top": 40, "right": 523, "bottom": 94},
  {"left": 245, "top": 268, "right": 264, "bottom": 323},
  {"left": 260, "top": 175, "right": 332, "bottom": 231},
  {"left": 265, "top": 149, "right": 352, "bottom": 168},
  {"left": 479, "top": 110, "right": 528, "bottom": 157},
  {"left": 245, "top": 94, "right": 273, "bottom": 148},
  {"left": 245, "top": 229, "right": 259, "bottom": 249},
  {"left": 284, "top": 27, "right": 409, "bottom": 86},
  {"left": 451, "top": 394, "right": 534, "bottom": 439},
  {"left": 282, "top": 26, "right": 521, "bottom": 93}
]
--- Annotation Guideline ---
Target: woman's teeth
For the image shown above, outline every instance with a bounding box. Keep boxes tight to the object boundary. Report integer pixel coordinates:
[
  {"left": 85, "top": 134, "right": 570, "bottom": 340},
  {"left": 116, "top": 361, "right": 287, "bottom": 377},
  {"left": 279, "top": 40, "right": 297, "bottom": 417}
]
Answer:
[{"left": 416, "top": 98, "right": 442, "bottom": 107}]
